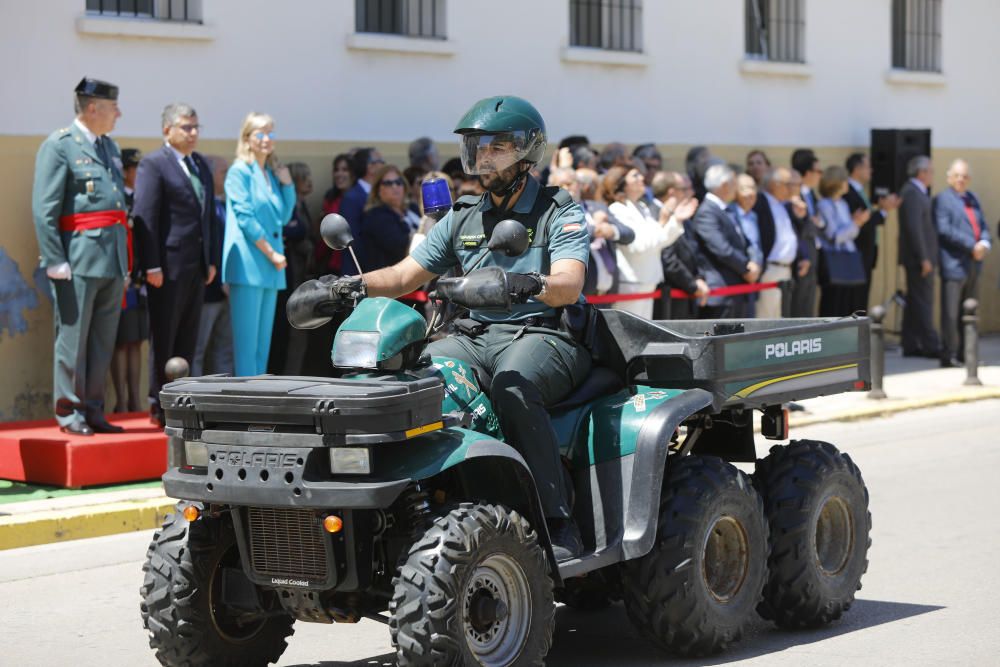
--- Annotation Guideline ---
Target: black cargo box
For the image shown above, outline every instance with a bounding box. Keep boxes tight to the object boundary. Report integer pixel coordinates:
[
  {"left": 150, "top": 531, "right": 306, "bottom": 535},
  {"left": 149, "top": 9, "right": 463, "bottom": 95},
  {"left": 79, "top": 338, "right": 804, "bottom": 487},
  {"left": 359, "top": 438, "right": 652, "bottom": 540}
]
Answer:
[{"left": 160, "top": 375, "right": 444, "bottom": 443}]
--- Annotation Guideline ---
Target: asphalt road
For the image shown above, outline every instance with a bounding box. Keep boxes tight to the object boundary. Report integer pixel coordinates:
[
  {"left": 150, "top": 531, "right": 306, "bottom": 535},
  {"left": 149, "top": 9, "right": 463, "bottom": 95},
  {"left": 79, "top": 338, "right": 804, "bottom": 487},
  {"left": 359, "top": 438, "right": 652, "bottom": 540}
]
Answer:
[{"left": 2, "top": 400, "right": 998, "bottom": 666}]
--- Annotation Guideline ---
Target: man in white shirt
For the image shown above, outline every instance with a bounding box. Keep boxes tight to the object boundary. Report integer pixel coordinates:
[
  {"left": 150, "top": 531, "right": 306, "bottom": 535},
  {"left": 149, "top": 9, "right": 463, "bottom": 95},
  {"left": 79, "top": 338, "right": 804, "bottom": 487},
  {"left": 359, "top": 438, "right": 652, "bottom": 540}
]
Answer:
[{"left": 752, "top": 167, "right": 799, "bottom": 318}]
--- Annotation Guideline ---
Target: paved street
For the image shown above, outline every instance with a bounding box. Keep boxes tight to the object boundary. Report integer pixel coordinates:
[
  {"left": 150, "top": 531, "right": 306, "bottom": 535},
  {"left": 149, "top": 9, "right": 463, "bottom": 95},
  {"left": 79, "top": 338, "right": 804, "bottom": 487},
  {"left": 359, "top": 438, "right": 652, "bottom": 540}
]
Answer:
[{"left": 1, "top": 400, "right": 998, "bottom": 666}]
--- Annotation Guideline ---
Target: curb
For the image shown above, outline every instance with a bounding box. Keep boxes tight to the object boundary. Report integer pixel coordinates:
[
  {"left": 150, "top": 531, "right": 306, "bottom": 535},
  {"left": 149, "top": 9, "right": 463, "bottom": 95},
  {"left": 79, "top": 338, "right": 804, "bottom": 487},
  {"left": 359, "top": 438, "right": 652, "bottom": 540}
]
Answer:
[
  {"left": 3, "top": 388, "right": 999, "bottom": 552},
  {"left": 0, "top": 496, "right": 177, "bottom": 551}
]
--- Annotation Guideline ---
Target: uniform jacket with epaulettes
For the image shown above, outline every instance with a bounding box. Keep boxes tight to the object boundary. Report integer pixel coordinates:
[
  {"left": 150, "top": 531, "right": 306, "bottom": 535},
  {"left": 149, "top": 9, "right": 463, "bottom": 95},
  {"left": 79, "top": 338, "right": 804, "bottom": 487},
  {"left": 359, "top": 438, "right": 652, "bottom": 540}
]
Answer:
[{"left": 31, "top": 123, "right": 128, "bottom": 278}]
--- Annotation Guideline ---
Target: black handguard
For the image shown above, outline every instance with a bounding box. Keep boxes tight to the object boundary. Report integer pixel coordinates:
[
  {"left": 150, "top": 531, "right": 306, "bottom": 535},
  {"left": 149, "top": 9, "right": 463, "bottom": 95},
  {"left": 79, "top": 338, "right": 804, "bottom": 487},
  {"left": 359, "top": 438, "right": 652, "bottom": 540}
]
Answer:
[
  {"left": 287, "top": 275, "right": 366, "bottom": 329},
  {"left": 506, "top": 272, "right": 544, "bottom": 304}
]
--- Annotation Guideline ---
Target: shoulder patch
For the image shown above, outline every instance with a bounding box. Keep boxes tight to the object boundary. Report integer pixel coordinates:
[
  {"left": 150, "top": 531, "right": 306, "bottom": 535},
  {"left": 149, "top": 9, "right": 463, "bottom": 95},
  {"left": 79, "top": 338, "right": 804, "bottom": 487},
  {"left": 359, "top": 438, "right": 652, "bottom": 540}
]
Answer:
[{"left": 453, "top": 194, "right": 482, "bottom": 210}]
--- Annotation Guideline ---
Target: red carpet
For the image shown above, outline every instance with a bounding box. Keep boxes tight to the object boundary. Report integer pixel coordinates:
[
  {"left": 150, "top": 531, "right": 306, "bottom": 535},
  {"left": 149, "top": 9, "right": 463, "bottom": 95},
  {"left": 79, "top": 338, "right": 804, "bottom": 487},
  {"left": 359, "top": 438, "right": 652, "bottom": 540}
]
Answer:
[{"left": 0, "top": 414, "right": 166, "bottom": 488}]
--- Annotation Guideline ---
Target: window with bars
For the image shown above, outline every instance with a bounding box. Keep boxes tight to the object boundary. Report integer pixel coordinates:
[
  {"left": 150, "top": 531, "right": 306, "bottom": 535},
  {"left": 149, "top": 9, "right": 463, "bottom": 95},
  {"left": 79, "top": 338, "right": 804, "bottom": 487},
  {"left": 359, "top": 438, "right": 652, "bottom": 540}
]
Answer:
[
  {"left": 745, "top": 0, "right": 805, "bottom": 63},
  {"left": 85, "top": 0, "right": 201, "bottom": 23},
  {"left": 355, "top": 0, "right": 446, "bottom": 40},
  {"left": 569, "top": 0, "right": 643, "bottom": 53},
  {"left": 892, "top": 0, "right": 941, "bottom": 72}
]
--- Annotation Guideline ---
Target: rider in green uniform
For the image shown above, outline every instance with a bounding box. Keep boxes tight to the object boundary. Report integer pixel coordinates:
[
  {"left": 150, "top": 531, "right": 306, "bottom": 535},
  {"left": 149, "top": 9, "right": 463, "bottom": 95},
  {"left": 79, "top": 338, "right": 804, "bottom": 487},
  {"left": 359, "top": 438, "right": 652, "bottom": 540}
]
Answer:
[{"left": 339, "top": 96, "right": 590, "bottom": 559}]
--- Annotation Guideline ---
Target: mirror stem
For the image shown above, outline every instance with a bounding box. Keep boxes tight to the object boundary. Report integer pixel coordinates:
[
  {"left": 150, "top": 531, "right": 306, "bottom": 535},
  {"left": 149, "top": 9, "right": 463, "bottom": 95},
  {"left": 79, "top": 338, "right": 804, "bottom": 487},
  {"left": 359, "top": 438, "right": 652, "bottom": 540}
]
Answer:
[{"left": 347, "top": 246, "right": 365, "bottom": 283}]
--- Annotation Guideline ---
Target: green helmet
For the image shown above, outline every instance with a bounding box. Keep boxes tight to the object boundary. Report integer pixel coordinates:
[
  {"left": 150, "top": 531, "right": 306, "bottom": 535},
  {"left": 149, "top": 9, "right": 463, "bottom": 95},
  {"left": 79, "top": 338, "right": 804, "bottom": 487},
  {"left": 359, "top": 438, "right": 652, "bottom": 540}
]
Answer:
[{"left": 454, "top": 95, "right": 547, "bottom": 175}]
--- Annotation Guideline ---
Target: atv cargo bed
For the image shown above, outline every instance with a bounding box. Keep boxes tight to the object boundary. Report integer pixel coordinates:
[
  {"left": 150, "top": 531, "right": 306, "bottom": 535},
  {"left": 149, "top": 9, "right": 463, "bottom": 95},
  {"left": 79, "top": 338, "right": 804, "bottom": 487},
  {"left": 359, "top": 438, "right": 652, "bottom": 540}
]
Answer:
[{"left": 599, "top": 311, "right": 870, "bottom": 410}]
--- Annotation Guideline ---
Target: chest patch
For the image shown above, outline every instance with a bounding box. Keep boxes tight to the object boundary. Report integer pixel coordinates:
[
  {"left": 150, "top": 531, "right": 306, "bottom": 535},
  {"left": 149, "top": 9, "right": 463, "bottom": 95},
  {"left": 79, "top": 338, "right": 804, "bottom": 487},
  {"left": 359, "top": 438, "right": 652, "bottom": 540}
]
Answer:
[{"left": 460, "top": 233, "right": 485, "bottom": 248}]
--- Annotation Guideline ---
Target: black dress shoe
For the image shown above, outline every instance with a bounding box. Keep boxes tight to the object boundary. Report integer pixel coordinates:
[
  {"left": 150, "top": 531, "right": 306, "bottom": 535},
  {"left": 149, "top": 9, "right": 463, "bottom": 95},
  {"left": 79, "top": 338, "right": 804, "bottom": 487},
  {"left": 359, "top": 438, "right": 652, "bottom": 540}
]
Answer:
[
  {"left": 547, "top": 518, "right": 584, "bottom": 561},
  {"left": 60, "top": 421, "right": 94, "bottom": 436},
  {"left": 940, "top": 357, "right": 963, "bottom": 368},
  {"left": 88, "top": 418, "right": 125, "bottom": 434},
  {"left": 150, "top": 408, "right": 165, "bottom": 428}
]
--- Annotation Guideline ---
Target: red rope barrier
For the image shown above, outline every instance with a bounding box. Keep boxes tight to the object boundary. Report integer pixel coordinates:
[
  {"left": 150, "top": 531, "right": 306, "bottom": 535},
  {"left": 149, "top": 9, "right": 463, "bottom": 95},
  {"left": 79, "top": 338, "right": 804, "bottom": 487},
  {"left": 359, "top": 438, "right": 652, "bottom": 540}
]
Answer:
[{"left": 586, "top": 281, "right": 779, "bottom": 304}]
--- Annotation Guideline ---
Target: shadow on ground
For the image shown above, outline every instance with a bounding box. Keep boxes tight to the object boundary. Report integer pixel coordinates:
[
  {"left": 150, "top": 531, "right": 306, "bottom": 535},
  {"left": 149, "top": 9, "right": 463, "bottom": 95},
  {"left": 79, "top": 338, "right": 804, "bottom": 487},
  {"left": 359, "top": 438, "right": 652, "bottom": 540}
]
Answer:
[{"left": 283, "top": 597, "right": 943, "bottom": 666}]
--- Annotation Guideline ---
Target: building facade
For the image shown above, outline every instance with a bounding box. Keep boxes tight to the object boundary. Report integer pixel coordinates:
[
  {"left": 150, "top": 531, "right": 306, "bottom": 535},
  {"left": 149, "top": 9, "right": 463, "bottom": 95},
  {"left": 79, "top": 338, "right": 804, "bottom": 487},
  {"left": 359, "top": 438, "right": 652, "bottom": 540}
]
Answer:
[{"left": 0, "top": 0, "right": 997, "bottom": 420}]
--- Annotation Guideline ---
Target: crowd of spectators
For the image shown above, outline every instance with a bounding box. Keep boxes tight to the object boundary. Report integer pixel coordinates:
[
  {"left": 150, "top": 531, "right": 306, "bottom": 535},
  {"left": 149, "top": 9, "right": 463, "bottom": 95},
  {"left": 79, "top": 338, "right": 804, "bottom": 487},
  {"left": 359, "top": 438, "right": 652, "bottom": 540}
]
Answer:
[{"left": 127, "top": 127, "right": 1000, "bottom": 422}]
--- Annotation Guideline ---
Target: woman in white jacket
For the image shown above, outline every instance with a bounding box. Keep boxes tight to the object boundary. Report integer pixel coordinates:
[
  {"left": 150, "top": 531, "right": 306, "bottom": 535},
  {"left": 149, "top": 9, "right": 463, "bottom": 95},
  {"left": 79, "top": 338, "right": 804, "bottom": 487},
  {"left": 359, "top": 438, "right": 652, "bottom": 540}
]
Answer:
[{"left": 603, "top": 166, "right": 687, "bottom": 319}]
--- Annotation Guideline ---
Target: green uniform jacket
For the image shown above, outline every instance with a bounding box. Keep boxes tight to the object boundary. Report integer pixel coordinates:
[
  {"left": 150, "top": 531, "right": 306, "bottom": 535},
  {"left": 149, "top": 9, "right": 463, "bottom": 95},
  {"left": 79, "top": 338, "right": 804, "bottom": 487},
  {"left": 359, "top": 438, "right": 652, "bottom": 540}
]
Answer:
[{"left": 31, "top": 123, "right": 129, "bottom": 278}]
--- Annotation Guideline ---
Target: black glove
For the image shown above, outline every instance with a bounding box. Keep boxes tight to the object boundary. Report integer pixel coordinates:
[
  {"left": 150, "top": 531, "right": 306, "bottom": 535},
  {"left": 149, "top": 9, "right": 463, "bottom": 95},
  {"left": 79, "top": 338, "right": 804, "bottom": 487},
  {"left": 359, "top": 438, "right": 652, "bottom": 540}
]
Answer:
[
  {"left": 318, "top": 274, "right": 366, "bottom": 305},
  {"left": 507, "top": 272, "right": 544, "bottom": 304}
]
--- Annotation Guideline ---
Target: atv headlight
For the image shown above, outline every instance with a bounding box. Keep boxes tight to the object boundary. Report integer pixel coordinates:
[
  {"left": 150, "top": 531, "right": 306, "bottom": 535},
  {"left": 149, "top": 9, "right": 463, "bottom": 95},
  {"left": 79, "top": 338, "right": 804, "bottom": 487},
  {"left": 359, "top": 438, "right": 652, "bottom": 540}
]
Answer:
[
  {"left": 184, "top": 441, "right": 208, "bottom": 468},
  {"left": 330, "top": 447, "right": 371, "bottom": 475},
  {"left": 332, "top": 331, "right": 380, "bottom": 369}
]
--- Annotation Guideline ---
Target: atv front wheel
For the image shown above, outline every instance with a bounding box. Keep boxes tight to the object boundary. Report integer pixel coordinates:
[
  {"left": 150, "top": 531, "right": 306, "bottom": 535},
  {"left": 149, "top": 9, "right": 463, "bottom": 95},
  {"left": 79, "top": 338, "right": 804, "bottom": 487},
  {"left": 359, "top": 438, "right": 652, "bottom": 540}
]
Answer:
[
  {"left": 389, "top": 502, "right": 555, "bottom": 667},
  {"left": 753, "top": 440, "right": 872, "bottom": 628},
  {"left": 622, "top": 455, "right": 768, "bottom": 657},
  {"left": 140, "top": 505, "right": 294, "bottom": 667}
]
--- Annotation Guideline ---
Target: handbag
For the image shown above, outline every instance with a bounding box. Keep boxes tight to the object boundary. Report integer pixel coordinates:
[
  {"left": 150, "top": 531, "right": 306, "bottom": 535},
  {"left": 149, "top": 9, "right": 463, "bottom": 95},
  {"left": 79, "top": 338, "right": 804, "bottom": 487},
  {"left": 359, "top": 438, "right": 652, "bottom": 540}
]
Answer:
[{"left": 818, "top": 246, "right": 866, "bottom": 287}]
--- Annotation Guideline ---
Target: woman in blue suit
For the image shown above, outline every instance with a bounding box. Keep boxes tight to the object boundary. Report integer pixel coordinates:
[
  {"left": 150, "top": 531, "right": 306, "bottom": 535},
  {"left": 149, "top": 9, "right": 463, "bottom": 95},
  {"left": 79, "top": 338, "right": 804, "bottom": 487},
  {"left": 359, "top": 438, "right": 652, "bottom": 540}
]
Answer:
[{"left": 223, "top": 112, "right": 296, "bottom": 375}]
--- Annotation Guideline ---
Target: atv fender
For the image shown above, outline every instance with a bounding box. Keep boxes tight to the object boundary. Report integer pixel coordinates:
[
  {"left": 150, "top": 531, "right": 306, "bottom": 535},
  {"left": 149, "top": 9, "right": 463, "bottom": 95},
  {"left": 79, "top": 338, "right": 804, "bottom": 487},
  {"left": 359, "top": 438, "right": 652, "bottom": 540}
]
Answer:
[
  {"left": 388, "top": 427, "right": 558, "bottom": 581},
  {"left": 623, "top": 388, "right": 714, "bottom": 560}
]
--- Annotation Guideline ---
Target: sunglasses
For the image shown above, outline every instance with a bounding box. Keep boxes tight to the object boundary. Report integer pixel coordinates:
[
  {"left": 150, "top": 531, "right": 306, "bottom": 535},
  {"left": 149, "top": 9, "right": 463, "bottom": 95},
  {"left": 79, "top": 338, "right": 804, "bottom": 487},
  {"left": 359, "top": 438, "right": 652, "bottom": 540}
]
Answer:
[
  {"left": 252, "top": 131, "right": 274, "bottom": 141},
  {"left": 175, "top": 123, "right": 200, "bottom": 133},
  {"left": 380, "top": 178, "right": 405, "bottom": 187}
]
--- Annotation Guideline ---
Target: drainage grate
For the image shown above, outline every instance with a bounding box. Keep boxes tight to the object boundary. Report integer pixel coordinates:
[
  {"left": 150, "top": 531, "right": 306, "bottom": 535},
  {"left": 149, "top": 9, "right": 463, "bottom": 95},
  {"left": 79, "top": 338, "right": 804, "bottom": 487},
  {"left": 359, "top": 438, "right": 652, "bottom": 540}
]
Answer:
[{"left": 247, "top": 507, "right": 328, "bottom": 581}]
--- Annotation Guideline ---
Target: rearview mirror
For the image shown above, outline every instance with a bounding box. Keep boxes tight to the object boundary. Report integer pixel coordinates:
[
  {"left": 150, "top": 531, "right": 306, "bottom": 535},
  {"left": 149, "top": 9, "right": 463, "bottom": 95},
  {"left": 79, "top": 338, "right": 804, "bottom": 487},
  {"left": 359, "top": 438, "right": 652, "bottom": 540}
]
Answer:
[
  {"left": 488, "top": 219, "right": 530, "bottom": 257},
  {"left": 320, "top": 214, "right": 353, "bottom": 250}
]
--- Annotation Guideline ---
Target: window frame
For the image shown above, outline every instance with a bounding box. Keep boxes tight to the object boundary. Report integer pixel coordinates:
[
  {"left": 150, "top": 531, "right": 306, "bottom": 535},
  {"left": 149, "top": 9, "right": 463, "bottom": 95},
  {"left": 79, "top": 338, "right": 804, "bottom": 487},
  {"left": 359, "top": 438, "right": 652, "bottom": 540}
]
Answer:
[
  {"left": 745, "top": 0, "right": 806, "bottom": 64},
  {"left": 354, "top": 0, "right": 447, "bottom": 41},
  {"left": 891, "top": 0, "right": 942, "bottom": 73},
  {"left": 85, "top": 0, "right": 202, "bottom": 24},
  {"left": 568, "top": 0, "right": 644, "bottom": 54}
]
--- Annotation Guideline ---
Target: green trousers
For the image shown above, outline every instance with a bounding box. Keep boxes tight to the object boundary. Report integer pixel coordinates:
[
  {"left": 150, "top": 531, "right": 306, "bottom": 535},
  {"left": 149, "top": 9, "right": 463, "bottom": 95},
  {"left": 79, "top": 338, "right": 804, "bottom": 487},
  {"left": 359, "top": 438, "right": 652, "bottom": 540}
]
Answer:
[
  {"left": 426, "top": 323, "right": 591, "bottom": 519},
  {"left": 51, "top": 274, "right": 124, "bottom": 426}
]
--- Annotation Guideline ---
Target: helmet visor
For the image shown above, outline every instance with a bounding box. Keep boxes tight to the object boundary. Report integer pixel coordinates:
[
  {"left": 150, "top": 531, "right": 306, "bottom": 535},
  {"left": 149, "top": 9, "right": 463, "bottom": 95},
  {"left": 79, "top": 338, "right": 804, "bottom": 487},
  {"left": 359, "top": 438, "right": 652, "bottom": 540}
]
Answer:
[{"left": 460, "top": 130, "right": 539, "bottom": 175}]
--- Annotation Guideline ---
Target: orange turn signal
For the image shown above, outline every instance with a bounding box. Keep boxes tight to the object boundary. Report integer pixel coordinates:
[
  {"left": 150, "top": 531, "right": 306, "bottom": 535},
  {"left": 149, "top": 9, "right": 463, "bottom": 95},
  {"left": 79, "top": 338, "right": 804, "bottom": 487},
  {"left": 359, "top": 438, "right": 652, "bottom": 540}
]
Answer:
[
  {"left": 323, "top": 515, "right": 343, "bottom": 533},
  {"left": 183, "top": 505, "right": 200, "bottom": 522}
]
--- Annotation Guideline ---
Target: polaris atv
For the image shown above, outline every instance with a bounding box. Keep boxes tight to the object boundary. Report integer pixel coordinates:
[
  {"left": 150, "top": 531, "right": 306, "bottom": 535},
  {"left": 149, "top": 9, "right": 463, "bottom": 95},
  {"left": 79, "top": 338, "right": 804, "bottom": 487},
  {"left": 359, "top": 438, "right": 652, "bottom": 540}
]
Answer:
[{"left": 141, "top": 216, "right": 873, "bottom": 666}]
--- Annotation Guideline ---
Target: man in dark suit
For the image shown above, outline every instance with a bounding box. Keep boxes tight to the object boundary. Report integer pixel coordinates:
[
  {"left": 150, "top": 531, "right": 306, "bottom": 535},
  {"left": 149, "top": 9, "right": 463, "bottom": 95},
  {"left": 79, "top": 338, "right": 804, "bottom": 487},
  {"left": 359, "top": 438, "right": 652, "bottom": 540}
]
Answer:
[
  {"left": 934, "top": 159, "right": 992, "bottom": 366},
  {"left": 338, "top": 147, "right": 384, "bottom": 275},
  {"left": 897, "top": 155, "right": 940, "bottom": 357},
  {"left": 655, "top": 171, "right": 707, "bottom": 318},
  {"left": 132, "top": 103, "right": 219, "bottom": 425},
  {"left": 789, "top": 149, "right": 821, "bottom": 317},
  {"left": 844, "top": 152, "right": 900, "bottom": 310},
  {"left": 691, "top": 164, "right": 760, "bottom": 318}
]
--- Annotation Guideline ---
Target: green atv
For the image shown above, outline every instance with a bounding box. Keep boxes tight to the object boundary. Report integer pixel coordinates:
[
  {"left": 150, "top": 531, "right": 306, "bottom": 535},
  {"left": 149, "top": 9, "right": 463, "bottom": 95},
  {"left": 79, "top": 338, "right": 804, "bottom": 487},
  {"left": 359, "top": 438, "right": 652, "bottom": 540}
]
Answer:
[{"left": 141, "top": 216, "right": 873, "bottom": 666}]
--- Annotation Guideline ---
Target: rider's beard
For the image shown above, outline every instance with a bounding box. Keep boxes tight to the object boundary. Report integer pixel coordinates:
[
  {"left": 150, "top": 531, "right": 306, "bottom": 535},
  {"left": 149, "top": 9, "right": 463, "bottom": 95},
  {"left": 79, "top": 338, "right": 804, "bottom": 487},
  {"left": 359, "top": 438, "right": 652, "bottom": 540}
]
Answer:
[{"left": 478, "top": 162, "right": 523, "bottom": 195}]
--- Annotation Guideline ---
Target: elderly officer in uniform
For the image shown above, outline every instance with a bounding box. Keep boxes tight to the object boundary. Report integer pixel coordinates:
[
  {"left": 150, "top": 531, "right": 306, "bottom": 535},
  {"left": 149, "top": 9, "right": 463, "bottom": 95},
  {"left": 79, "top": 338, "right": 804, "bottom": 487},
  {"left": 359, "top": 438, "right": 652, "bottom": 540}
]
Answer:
[
  {"left": 305, "top": 97, "right": 591, "bottom": 559},
  {"left": 32, "top": 78, "right": 128, "bottom": 435}
]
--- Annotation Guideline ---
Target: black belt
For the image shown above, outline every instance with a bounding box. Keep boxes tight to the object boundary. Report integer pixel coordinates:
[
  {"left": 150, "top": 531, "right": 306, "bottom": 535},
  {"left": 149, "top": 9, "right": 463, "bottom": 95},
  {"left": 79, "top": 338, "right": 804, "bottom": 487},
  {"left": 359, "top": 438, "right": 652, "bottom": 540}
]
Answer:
[{"left": 454, "top": 315, "right": 561, "bottom": 337}]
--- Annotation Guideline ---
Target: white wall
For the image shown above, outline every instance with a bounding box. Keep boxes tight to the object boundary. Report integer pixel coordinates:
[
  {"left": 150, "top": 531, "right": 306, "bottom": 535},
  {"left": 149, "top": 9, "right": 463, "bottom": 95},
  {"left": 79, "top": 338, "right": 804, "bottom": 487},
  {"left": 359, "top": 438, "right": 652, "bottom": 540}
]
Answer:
[{"left": 1, "top": 0, "right": 997, "bottom": 148}]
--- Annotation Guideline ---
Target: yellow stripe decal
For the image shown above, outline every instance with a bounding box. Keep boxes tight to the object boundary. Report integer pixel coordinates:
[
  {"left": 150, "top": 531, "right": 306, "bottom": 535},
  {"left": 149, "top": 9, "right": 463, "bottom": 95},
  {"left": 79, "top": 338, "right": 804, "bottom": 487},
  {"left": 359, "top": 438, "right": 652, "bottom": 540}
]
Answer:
[
  {"left": 405, "top": 421, "right": 444, "bottom": 439},
  {"left": 732, "top": 364, "right": 858, "bottom": 400}
]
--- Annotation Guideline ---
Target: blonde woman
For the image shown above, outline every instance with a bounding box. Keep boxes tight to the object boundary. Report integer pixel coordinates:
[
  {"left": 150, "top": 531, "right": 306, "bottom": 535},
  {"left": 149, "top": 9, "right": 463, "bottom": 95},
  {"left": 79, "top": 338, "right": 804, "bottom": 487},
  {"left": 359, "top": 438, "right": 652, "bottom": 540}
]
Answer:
[{"left": 222, "top": 112, "right": 296, "bottom": 375}]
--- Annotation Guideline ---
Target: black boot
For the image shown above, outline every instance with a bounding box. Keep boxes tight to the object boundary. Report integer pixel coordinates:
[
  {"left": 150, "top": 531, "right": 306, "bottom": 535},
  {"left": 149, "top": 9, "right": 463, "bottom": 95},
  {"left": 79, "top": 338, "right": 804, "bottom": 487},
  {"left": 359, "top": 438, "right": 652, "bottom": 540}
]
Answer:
[{"left": 546, "top": 518, "right": 583, "bottom": 562}]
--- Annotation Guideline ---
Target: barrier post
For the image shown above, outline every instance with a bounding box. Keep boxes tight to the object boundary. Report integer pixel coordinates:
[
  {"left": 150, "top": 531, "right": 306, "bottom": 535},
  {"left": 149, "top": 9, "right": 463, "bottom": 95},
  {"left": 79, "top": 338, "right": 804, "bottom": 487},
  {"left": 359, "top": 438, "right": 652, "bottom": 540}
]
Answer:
[
  {"left": 963, "top": 298, "right": 981, "bottom": 386},
  {"left": 868, "top": 305, "right": 887, "bottom": 399}
]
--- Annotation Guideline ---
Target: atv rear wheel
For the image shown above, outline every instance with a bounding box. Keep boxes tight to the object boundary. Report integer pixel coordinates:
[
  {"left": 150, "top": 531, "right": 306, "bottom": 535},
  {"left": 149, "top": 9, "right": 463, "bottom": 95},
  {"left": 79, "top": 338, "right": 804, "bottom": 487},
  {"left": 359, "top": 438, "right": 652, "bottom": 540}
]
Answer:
[
  {"left": 140, "top": 505, "right": 294, "bottom": 667},
  {"left": 753, "top": 440, "right": 871, "bottom": 628},
  {"left": 622, "top": 455, "right": 768, "bottom": 657},
  {"left": 389, "top": 502, "right": 554, "bottom": 667}
]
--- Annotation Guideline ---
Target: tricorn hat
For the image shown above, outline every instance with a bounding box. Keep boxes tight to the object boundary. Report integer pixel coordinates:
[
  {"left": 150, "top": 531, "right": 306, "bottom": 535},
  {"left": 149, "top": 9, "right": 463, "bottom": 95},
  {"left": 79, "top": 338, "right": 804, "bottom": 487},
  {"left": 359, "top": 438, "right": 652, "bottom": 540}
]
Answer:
[{"left": 75, "top": 77, "right": 119, "bottom": 100}]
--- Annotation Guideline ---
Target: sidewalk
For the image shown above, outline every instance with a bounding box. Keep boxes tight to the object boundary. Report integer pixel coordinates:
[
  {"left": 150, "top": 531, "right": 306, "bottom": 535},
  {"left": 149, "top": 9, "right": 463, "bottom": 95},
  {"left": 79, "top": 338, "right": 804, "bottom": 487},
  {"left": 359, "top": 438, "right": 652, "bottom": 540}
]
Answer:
[
  {"left": 789, "top": 334, "right": 1000, "bottom": 427},
  {"left": 2, "top": 335, "right": 998, "bottom": 550}
]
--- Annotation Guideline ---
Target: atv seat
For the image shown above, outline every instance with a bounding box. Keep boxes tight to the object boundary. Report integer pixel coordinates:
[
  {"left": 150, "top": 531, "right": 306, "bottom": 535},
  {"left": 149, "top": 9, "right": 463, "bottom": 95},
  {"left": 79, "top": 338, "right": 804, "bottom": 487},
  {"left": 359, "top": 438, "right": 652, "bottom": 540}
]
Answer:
[{"left": 549, "top": 366, "right": 624, "bottom": 412}]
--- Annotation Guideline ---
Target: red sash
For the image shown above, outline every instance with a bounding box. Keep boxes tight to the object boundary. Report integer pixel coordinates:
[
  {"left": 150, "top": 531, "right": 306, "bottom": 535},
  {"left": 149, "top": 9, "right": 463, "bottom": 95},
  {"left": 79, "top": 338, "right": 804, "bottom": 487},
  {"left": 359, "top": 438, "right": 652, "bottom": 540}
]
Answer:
[{"left": 59, "top": 210, "right": 132, "bottom": 308}]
